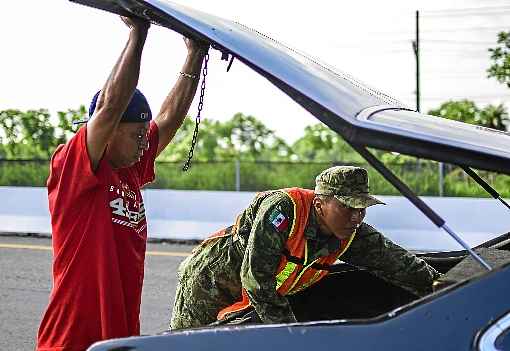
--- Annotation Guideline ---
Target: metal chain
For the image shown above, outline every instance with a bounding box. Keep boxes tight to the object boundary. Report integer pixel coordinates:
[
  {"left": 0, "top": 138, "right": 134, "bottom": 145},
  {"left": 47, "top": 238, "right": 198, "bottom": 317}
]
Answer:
[{"left": 183, "top": 52, "right": 209, "bottom": 171}]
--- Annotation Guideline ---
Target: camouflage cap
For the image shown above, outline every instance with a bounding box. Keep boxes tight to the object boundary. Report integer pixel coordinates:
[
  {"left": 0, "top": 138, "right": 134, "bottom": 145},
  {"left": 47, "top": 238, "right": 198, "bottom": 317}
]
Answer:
[{"left": 314, "top": 166, "right": 385, "bottom": 209}]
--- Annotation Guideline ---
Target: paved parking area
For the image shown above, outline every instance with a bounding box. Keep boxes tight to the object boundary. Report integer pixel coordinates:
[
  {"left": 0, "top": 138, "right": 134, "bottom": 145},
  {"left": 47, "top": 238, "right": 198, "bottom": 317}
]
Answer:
[{"left": 0, "top": 235, "right": 192, "bottom": 351}]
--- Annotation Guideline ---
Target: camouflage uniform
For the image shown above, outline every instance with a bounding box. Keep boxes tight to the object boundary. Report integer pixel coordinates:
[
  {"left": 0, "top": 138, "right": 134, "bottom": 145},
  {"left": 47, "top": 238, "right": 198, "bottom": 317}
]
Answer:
[{"left": 170, "top": 166, "right": 441, "bottom": 329}]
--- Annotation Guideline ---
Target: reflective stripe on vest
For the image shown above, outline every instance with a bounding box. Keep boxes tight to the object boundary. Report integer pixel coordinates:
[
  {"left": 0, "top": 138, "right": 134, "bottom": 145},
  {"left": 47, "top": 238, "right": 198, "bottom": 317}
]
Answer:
[
  {"left": 275, "top": 262, "right": 298, "bottom": 290},
  {"left": 276, "top": 242, "right": 308, "bottom": 291}
]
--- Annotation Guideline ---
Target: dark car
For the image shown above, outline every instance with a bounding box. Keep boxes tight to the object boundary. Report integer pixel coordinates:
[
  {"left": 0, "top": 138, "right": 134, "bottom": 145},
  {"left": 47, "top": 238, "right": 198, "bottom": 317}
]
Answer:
[{"left": 71, "top": 1, "right": 510, "bottom": 350}]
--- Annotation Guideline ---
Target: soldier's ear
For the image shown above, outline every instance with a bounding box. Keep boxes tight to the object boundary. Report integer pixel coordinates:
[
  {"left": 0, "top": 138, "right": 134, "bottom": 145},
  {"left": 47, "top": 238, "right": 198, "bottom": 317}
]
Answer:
[{"left": 313, "top": 196, "right": 324, "bottom": 216}]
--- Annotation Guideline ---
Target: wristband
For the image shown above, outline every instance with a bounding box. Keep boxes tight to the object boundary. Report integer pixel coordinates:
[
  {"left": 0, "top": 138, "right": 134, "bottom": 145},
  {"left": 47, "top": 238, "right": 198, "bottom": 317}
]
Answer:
[{"left": 179, "top": 72, "right": 198, "bottom": 80}]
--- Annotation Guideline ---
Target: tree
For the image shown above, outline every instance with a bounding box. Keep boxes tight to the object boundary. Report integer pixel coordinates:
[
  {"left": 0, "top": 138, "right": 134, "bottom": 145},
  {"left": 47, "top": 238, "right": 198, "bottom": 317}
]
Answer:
[
  {"left": 487, "top": 31, "right": 510, "bottom": 88},
  {"left": 291, "top": 123, "right": 363, "bottom": 163},
  {"left": 428, "top": 100, "right": 479, "bottom": 125},
  {"left": 217, "top": 113, "right": 292, "bottom": 161},
  {"left": 56, "top": 105, "right": 87, "bottom": 143},
  {"left": 428, "top": 100, "right": 508, "bottom": 131},
  {"left": 158, "top": 117, "right": 224, "bottom": 162},
  {"left": 478, "top": 103, "right": 508, "bottom": 131},
  {"left": 0, "top": 106, "right": 87, "bottom": 159},
  {"left": 158, "top": 113, "right": 292, "bottom": 162},
  {"left": 0, "top": 109, "right": 56, "bottom": 158}
]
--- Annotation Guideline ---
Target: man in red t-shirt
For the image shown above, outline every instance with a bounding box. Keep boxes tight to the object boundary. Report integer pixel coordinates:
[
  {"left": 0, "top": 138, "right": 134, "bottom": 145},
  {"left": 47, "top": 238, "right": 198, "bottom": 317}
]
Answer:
[{"left": 36, "top": 16, "right": 207, "bottom": 351}]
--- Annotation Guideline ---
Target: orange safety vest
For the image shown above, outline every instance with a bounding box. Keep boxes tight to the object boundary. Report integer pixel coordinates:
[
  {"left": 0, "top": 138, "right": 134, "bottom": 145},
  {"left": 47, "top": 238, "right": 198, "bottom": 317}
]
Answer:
[{"left": 217, "top": 187, "right": 356, "bottom": 321}]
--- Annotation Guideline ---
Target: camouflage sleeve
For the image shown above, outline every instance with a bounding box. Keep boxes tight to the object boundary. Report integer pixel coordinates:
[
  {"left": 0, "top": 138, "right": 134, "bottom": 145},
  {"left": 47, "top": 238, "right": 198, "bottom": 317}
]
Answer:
[
  {"left": 240, "top": 192, "right": 298, "bottom": 324},
  {"left": 342, "top": 223, "right": 442, "bottom": 297}
]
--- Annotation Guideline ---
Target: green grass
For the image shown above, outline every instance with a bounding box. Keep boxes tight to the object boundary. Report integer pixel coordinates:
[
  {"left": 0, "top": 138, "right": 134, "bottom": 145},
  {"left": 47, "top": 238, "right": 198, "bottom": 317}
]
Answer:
[
  {"left": 150, "top": 162, "right": 237, "bottom": 190},
  {"left": 1, "top": 160, "right": 509, "bottom": 198},
  {"left": 0, "top": 160, "right": 49, "bottom": 187}
]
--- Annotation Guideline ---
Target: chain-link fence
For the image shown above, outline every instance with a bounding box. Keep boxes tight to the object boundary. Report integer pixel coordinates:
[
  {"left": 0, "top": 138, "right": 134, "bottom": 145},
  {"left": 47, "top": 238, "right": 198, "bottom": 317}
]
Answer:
[
  {"left": 0, "top": 159, "right": 508, "bottom": 197},
  {"left": 151, "top": 160, "right": 509, "bottom": 197}
]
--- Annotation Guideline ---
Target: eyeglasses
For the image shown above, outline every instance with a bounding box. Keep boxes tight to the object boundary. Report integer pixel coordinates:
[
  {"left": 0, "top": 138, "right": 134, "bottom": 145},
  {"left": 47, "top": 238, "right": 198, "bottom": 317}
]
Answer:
[{"left": 136, "top": 130, "right": 149, "bottom": 150}]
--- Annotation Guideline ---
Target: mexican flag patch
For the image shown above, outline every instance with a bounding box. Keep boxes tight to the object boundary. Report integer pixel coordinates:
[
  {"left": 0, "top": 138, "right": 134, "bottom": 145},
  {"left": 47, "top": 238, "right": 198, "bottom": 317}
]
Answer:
[{"left": 269, "top": 209, "right": 289, "bottom": 232}]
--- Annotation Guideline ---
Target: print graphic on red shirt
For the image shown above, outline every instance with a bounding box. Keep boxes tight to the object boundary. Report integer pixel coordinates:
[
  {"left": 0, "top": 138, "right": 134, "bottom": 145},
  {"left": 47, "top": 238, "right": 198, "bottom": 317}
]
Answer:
[
  {"left": 109, "top": 181, "right": 147, "bottom": 233},
  {"left": 36, "top": 122, "right": 159, "bottom": 351}
]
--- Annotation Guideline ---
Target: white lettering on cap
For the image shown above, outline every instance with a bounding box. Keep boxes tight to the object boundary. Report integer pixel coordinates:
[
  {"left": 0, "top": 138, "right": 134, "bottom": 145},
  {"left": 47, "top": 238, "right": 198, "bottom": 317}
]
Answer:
[{"left": 141, "top": 112, "right": 149, "bottom": 120}]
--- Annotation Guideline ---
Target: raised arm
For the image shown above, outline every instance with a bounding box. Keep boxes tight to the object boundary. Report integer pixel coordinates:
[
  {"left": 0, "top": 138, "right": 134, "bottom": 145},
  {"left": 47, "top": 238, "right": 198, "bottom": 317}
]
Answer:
[
  {"left": 154, "top": 38, "right": 207, "bottom": 157},
  {"left": 86, "top": 16, "right": 150, "bottom": 170}
]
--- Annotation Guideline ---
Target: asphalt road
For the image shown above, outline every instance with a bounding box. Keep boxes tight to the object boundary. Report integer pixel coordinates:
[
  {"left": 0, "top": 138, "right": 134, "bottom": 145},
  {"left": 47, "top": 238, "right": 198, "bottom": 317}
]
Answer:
[{"left": 0, "top": 235, "right": 193, "bottom": 351}]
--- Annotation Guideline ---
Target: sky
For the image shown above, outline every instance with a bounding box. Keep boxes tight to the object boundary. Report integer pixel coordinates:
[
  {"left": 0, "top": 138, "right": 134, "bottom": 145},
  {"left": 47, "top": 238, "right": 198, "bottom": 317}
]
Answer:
[{"left": 1, "top": 0, "right": 509, "bottom": 143}]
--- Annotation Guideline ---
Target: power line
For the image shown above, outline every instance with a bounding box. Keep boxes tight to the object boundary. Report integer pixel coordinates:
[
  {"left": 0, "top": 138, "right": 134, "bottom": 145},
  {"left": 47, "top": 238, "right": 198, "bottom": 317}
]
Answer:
[
  {"left": 421, "top": 39, "right": 499, "bottom": 45},
  {"left": 343, "top": 27, "right": 508, "bottom": 41},
  {"left": 409, "top": 95, "right": 509, "bottom": 101},
  {"left": 421, "top": 26, "right": 510, "bottom": 33},
  {"left": 426, "top": 70, "right": 491, "bottom": 75},
  {"left": 426, "top": 5, "right": 510, "bottom": 12},
  {"left": 409, "top": 6, "right": 509, "bottom": 110},
  {"left": 328, "top": 40, "right": 412, "bottom": 47},
  {"left": 423, "top": 11, "right": 510, "bottom": 18},
  {"left": 329, "top": 38, "right": 501, "bottom": 48},
  {"left": 423, "top": 6, "right": 510, "bottom": 16},
  {"left": 420, "top": 49, "right": 491, "bottom": 55},
  {"left": 429, "top": 74, "right": 492, "bottom": 78}
]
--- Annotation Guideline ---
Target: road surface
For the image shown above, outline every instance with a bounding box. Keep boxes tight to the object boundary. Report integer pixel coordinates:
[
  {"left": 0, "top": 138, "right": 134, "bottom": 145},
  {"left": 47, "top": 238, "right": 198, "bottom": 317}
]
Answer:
[{"left": 0, "top": 235, "right": 193, "bottom": 351}]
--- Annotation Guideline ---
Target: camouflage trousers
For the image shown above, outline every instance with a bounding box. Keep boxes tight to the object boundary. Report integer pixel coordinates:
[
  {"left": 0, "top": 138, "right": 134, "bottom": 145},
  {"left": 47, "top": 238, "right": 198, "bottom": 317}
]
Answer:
[{"left": 170, "top": 234, "right": 243, "bottom": 330}]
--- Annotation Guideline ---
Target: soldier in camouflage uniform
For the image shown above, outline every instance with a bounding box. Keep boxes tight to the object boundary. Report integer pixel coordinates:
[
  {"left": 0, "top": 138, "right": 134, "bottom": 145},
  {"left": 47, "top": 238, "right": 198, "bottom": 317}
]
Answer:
[{"left": 170, "top": 166, "right": 441, "bottom": 329}]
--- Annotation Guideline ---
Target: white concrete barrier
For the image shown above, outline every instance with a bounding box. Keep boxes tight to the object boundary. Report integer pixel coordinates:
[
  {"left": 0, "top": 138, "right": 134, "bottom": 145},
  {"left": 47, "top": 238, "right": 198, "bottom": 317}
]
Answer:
[
  {"left": 0, "top": 187, "right": 52, "bottom": 235},
  {"left": 144, "top": 189, "right": 254, "bottom": 241},
  {"left": 1, "top": 187, "right": 509, "bottom": 252}
]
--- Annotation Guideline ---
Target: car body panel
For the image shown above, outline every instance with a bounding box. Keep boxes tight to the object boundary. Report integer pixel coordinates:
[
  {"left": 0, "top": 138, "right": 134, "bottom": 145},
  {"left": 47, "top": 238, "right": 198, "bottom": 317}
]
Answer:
[
  {"left": 90, "top": 263, "right": 510, "bottom": 351},
  {"left": 70, "top": 0, "right": 510, "bottom": 174}
]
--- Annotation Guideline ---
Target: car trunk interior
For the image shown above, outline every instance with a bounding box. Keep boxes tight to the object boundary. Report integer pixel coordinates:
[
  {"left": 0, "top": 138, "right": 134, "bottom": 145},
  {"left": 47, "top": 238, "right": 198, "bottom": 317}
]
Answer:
[{"left": 288, "top": 244, "right": 510, "bottom": 322}]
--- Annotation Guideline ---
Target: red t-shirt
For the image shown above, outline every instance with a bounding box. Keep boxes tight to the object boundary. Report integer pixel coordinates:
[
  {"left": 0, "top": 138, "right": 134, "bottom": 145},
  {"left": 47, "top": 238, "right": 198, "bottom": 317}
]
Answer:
[{"left": 37, "top": 122, "right": 159, "bottom": 351}]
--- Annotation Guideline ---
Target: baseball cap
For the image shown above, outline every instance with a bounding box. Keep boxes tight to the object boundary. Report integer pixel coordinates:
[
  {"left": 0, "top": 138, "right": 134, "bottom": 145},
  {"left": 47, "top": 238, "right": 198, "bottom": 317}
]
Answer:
[
  {"left": 73, "top": 88, "right": 152, "bottom": 125},
  {"left": 314, "top": 166, "right": 385, "bottom": 209}
]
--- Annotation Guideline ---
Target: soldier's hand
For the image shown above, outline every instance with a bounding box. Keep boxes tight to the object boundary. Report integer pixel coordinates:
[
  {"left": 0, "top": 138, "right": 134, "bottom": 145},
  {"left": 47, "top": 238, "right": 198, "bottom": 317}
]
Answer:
[{"left": 432, "top": 278, "right": 454, "bottom": 292}]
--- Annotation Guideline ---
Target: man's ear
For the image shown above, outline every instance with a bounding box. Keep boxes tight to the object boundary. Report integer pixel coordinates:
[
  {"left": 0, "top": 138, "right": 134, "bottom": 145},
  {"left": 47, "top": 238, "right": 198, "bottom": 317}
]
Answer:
[{"left": 313, "top": 196, "right": 323, "bottom": 216}]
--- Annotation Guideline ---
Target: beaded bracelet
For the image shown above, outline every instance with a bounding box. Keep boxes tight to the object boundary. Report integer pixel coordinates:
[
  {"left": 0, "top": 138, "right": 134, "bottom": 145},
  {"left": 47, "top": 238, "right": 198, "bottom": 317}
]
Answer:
[{"left": 179, "top": 71, "right": 198, "bottom": 80}]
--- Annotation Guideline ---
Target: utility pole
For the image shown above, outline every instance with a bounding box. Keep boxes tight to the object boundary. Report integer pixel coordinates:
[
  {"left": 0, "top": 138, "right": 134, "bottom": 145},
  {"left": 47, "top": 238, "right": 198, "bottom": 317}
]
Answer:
[
  {"left": 412, "top": 10, "right": 443, "bottom": 195},
  {"left": 412, "top": 10, "right": 420, "bottom": 112}
]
